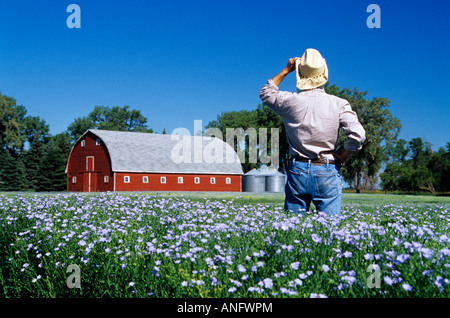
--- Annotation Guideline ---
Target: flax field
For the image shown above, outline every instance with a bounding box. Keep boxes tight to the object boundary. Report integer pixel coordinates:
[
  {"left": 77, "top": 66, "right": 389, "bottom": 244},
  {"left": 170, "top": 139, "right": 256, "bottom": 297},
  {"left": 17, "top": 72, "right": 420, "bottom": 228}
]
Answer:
[{"left": 0, "top": 192, "right": 449, "bottom": 298}]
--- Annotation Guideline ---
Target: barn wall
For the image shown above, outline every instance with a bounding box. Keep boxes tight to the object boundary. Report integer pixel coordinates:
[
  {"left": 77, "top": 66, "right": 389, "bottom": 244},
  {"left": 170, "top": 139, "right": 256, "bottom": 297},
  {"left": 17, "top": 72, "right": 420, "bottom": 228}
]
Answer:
[
  {"left": 115, "top": 173, "right": 241, "bottom": 192},
  {"left": 66, "top": 132, "right": 114, "bottom": 192}
]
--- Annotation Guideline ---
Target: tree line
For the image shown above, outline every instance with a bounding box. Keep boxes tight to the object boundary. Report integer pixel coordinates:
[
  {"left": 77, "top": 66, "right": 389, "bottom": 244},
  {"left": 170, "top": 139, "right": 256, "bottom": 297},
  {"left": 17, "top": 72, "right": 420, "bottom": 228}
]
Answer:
[
  {"left": 0, "top": 85, "right": 448, "bottom": 193},
  {"left": 0, "top": 93, "right": 152, "bottom": 191},
  {"left": 206, "top": 83, "right": 449, "bottom": 194},
  {"left": 381, "top": 138, "right": 449, "bottom": 193}
]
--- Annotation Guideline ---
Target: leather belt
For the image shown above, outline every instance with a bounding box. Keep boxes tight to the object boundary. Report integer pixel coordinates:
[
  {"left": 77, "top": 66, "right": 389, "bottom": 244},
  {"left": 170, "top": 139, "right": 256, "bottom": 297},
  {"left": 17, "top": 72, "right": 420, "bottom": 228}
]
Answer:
[{"left": 292, "top": 156, "right": 336, "bottom": 165}]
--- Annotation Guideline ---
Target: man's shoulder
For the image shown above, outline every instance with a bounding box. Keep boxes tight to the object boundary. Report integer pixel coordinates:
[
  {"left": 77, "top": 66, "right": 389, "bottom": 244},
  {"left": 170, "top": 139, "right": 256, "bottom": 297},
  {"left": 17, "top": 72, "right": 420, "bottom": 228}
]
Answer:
[
  {"left": 322, "top": 91, "right": 350, "bottom": 105},
  {"left": 296, "top": 88, "right": 349, "bottom": 103}
]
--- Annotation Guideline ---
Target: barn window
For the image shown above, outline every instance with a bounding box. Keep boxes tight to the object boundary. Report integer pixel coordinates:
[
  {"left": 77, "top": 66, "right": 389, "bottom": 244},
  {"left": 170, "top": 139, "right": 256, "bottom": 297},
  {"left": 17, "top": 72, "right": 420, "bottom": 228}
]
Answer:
[
  {"left": 96, "top": 139, "right": 101, "bottom": 146},
  {"left": 226, "top": 177, "right": 231, "bottom": 184},
  {"left": 124, "top": 176, "right": 130, "bottom": 183},
  {"left": 160, "top": 177, "right": 166, "bottom": 184},
  {"left": 143, "top": 176, "right": 148, "bottom": 183},
  {"left": 81, "top": 140, "right": 85, "bottom": 147},
  {"left": 72, "top": 177, "right": 77, "bottom": 184},
  {"left": 178, "top": 177, "right": 183, "bottom": 184},
  {"left": 194, "top": 177, "right": 200, "bottom": 184},
  {"left": 104, "top": 176, "right": 109, "bottom": 183},
  {"left": 210, "top": 177, "right": 216, "bottom": 184}
]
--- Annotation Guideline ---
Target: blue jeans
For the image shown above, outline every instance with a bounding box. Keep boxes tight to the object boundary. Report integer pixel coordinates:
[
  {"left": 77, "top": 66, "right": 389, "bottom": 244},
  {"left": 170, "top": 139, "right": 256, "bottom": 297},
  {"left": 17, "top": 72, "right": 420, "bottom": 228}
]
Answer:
[{"left": 284, "top": 158, "right": 343, "bottom": 216}]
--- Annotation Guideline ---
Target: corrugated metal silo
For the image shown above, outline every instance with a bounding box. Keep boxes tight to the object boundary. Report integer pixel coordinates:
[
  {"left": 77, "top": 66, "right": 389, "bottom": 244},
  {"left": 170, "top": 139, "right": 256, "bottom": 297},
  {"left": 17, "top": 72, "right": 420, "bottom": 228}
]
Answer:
[
  {"left": 265, "top": 171, "right": 286, "bottom": 193},
  {"left": 242, "top": 169, "right": 266, "bottom": 193}
]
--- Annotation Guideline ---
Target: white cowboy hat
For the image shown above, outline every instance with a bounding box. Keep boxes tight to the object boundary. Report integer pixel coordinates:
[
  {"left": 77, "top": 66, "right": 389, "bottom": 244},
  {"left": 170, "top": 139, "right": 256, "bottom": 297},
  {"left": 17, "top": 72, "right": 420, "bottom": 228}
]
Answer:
[{"left": 296, "top": 48, "right": 328, "bottom": 90}]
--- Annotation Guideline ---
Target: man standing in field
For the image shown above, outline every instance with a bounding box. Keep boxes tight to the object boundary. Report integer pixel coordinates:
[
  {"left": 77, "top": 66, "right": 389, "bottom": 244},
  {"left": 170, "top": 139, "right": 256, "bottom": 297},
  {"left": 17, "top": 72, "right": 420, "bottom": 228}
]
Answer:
[{"left": 259, "top": 48, "right": 366, "bottom": 216}]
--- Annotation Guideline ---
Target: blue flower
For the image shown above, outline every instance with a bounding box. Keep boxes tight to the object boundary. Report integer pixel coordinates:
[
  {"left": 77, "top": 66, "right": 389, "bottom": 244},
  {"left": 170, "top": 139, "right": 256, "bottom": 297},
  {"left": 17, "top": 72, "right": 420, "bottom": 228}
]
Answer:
[
  {"left": 394, "top": 254, "right": 410, "bottom": 265},
  {"left": 299, "top": 273, "right": 307, "bottom": 280},
  {"left": 32, "top": 275, "right": 42, "bottom": 283},
  {"left": 419, "top": 247, "right": 433, "bottom": 259},
  {"left": 311, "top": 234, "right": 322, "bottom": 244},
  {"left": 258, "top": 278, "right": 273, "bottom": 289},
  {"left": 342, "top": 275, "right": 356, "bottom": 286},
  {"left": 383, "top": 276, "right": 394, "bottom": 286},
  {"left": 248, "top": 287, "right": 263, "bottom": 293},
  {"left": 228, "top": 287, "right": 237, "bottom": 293},
  {"left": 402, "top": 283, "right": 412, "bottom": 292},
  {"left": 280, "top": 288, "right": 297, "bottom": 296},
  {"left": 434, "top": 276, "right": 445, "bottom": 291},
  {"left": 290, "top": 262, "right": 300, "bottom": 270}
]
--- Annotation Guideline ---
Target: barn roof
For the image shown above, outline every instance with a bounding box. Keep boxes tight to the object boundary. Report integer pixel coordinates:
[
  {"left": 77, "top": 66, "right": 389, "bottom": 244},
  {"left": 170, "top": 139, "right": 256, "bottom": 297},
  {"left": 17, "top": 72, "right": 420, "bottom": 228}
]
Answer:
[{"left": 72, "top": 129, "right": 243, "bottom": 175}]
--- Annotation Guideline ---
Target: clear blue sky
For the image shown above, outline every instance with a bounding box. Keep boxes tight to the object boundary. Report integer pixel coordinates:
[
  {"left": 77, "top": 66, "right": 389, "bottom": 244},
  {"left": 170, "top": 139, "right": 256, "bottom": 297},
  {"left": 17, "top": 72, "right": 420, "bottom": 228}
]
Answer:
[{"left": 0, "top": 0, "right": 449, "bottom": 150}]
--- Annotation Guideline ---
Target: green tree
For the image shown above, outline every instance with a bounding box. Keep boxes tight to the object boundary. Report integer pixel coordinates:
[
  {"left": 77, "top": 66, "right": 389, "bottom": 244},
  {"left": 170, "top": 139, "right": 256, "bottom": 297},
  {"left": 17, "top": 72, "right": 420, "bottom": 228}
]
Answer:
[
  {"left": 325, "top": 84, "right": 401, "bottom": 193},
  {"left": 68, "top": 105, "right": 153, "bottom": 142},
  {"left": 67, "top": 116, "right": 94, "bottom": 143},
  {"left": 0, "top": 151, "right": 27, "bottom": 191},
  {"left": 206, "top": 110, "right": 259, "bottom": 173},
  {"left": 22, "top": 116, "right": 50, "bottom": 146},
  {"left": 254, "top": 104, "right": 290, "bottom": 173},
  {"left": 206, "top": 106, "right": 290, "bottom": 173},
  {"left": 1, "top": 93, "right": 53, "bottom": 191},
  {"left": 35, "top": 133, "right": 72, "bottom": 192},
  {"left": 21, "top": 116, "right": 51, "bottom": 190},
  {"left": 386, "top": 138, "right": 409, "bottom": 163},
  {"left": 380, "top": 161, "right": 401, "bottom": 192},
  {"left": 381, "top": 137, "right": 449, "bottom": 193},
  {"left": 409, "top": 137, "right": 432, "bottom": 169},
  {"left": 408, "top": 137, "right": 435, "bottom": 192},
  {"left": 23, "top": 140, "right": 46, "bottom": 191},
  {"left": 207, "top": 84, "right": 401, "bottom": 184},
  {"left": 0, "top": 93, "right": 27, "bottom": 153},
  {"left": 439, "top": 143, "right": 450, "bottom": 191}
]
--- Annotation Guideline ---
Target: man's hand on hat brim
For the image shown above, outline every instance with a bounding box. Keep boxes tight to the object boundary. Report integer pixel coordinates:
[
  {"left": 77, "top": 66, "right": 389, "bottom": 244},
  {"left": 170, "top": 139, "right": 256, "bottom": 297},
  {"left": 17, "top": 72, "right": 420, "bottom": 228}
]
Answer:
[{"left": 285, "top": 57, "right": 300, "bottom": 74}]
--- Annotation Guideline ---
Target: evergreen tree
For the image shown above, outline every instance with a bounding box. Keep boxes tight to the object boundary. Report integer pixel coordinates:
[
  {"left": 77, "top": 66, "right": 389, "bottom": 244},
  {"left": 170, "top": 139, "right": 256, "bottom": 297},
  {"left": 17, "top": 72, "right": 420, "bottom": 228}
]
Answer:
[
  {"left": 35, "top": 133, "right": 71, "bottom": 192},
  {"left": 0, "top": 151, "right": 27, "bottom": 191},
  {"left": 23, "top": 140, "right": 46, "bottom": 191}
]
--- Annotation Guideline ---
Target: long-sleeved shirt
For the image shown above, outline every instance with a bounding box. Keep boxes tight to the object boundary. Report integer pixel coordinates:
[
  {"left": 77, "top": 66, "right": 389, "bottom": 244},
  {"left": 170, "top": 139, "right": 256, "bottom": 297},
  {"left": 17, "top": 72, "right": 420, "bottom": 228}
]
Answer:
[{"left": 259, "top": 79, "right": 366, "bottom": 160}]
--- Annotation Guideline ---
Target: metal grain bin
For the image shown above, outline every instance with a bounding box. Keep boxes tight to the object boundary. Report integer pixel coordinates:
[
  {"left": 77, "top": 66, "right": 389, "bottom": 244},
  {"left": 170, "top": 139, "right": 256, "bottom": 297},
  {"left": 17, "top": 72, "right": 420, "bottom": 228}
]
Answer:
[
  {"left": 265, "top": 171, "right": 286, "bottom": 193},
  {"left": 242, "top": 169, "right": 266, "bottom": 193}
]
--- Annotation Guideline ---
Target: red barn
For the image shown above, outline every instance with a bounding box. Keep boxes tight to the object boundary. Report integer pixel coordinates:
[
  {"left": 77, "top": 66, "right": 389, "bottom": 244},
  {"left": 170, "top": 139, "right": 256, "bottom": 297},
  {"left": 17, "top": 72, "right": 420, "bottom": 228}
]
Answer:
[{"left": 65, "top": 129, "right": 243, "bottom": 192}]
